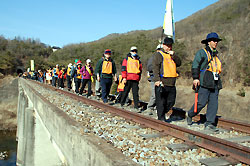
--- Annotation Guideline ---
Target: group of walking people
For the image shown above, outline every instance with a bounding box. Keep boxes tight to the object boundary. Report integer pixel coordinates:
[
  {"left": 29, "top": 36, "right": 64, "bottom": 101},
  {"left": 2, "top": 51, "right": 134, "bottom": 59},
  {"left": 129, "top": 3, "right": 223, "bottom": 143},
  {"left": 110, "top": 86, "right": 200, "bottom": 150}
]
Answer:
[
  {"left": 24, "top": 32, "right": 223, "bottom": 132},
  {"left": 145, "top": 32, "right": 223, "bottom": 132}
]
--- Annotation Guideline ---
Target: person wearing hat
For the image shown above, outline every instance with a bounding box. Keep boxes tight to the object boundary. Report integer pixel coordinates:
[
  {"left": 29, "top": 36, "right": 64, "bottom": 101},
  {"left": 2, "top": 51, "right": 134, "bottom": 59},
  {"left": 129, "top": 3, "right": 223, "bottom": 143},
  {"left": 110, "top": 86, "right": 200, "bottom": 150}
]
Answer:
[
  {"left": 153, "top": 37, "right": 181, "bottom": 122},
  {"left": 120, "top": 46, "right": 142, "bottom": 110},
  {"left": 186, "top": 32, "right": 222, "bottom": 132},
  {"left": 65, "top": 63, "right": 73, "bottom": 91},
  {"left": 95, "top": 49, "right": 117, "bottom": 103},
  {"left": 143, "top": 44, "right": 163, "bottom": 115},
  {"left": 70, "top": 59, "right": 79, "bottom": 91},
  {"left": 79, "top": 59, "right": 94, "bottom": 97}
]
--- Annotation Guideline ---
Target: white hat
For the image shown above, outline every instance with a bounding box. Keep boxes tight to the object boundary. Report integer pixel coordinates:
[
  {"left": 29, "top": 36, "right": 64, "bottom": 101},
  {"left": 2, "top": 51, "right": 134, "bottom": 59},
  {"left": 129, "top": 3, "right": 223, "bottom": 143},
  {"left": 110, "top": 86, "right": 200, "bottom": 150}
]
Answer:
[
  {"left": 86, "top": 59, "right": 91, "bottom": 64},
  {"left": 68, "top": 63, "right": 72, "bottom": 68},
  {"left": 156, "top": 44, "right": 163, "bottom": 50},
  {"left": 130, "top": 46, "right": 137, "bottom": 51}
]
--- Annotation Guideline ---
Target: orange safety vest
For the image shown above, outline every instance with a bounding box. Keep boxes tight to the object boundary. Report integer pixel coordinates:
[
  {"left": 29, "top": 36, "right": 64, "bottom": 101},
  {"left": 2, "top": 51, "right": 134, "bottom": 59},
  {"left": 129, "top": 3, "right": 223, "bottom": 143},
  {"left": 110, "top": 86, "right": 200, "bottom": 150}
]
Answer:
[
  {"left": 53, "top": 68, "right": 59, "bottom": 76},
  {"left": 117, "top": 75, "right": 125, "bottom": 92},
  {"left": 203, "top": 49, "right": 222, "bottom": 74},
  {"left": 76, "top": 68, "right": 82, "bottom": 79},
  {"left": 159, "top": 51, "right": 177, "bottom": 77},
  {"left": 39, "top": 72, "right": 43, "bottom": 77},
  {"left": 67, "top": 67, "right": 71, "bottom": 76},
  {"left": 127, "top": 57, "right": 140, "bottom": 74},
  {"left": 102, "top": 60, "right": 112, "bottom": 74}
]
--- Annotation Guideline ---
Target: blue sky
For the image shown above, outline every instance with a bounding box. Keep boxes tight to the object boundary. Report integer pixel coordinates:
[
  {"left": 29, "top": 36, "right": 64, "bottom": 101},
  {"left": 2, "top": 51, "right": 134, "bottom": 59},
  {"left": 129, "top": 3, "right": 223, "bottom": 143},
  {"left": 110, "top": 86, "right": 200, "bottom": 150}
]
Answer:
[{"left": 0, "top": 0, "right": 218, "bottom": 47}]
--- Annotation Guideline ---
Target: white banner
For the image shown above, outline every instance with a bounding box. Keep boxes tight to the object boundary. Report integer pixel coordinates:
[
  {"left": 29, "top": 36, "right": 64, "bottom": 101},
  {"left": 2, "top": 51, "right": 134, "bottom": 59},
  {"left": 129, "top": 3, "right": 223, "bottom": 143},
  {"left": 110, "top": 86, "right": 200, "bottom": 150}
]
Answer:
[
  {"left": 163, "top": 0, "right": 175, "bottom": 40},
  {"left": 30, "top": 60, "right": 34, "bottom": 71}
]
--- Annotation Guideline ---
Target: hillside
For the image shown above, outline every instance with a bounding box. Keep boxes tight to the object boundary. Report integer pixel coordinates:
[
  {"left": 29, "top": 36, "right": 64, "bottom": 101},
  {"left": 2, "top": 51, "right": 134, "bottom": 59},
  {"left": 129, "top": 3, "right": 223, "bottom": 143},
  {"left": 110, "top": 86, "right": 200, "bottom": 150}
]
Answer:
[
  {"left": 49, "top": 0, "right": 250, "bottom": 87},
  {"left": 176, "top": 0, "right": 250, "bottom": 86}
]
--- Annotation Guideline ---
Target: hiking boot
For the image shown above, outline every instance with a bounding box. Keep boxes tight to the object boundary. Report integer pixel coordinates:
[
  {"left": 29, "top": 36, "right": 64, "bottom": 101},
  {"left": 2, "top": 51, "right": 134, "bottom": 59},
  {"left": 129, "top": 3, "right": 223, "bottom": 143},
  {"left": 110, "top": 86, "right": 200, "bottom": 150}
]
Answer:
[
  {"left": 204, "top": 124, "right": 219, "bottom": 132},
  {"left": 159, "top": 118, "right": 171, "bottom": 123},
  {"left": 186, "top": 114, "right": 192, "bottom": 125},
  {"left": 148, "top": 111, "right": 153, "bottom": 115},
  {"left": 137, "top": 108, "right": 144, "bottom": 113}
]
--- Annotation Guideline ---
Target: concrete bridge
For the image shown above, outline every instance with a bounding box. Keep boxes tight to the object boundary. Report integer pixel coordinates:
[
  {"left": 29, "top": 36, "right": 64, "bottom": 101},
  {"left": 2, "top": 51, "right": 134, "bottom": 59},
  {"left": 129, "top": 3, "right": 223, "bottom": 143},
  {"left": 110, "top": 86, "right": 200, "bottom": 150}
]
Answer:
[{"left": 16, "top": 78, "right": 137, "bottom": 166}]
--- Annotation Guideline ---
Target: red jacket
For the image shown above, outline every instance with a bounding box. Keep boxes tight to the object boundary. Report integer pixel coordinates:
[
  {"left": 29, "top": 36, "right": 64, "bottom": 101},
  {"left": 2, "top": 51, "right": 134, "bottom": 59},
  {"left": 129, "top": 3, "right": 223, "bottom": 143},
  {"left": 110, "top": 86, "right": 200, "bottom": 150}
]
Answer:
[
  {"left": 58, "top": 70, "right": 66, "bottom": 79},
  {"left": 121, "top": 53, "right": 142, "bottom": 81}
]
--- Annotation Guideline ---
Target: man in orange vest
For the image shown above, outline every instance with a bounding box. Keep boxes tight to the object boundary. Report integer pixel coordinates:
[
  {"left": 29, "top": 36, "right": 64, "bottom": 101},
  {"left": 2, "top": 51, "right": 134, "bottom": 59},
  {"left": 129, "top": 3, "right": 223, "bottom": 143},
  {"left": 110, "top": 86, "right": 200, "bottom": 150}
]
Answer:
[
  {"left": 153, "top": 37, "right": 181, "bottom": 122},
  {"left": 186, "top": 32, "right": 222, "bottom": 132},
  {"left": 95, "top": 49, "right": 117, "bottom": 103},
  {"left": 120, "top": 46, "right": 142, "bottom": 110}
]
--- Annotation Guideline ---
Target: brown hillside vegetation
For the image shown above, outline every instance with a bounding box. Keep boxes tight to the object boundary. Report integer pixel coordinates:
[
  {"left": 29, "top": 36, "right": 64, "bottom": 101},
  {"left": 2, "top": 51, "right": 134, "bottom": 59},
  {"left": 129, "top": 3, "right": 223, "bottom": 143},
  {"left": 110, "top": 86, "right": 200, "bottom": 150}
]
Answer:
[
  {"left": 49, "top": 0, "right": 250, "bottom": 87},
  {"left": 176, "top": 0, "right": 250, "bottom": 86}
]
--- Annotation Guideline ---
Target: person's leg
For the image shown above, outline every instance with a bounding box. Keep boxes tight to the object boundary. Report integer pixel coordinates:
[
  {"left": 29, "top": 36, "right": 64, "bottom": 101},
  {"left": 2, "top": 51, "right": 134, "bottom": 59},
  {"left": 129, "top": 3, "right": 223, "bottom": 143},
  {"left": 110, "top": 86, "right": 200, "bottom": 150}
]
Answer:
[
  {"left": 87, "top": 79, "right": 92, "bottom": 96},
  {"left": 120, "top": 81, "right": 132, "bottom": 106},
  {"left": 75, "top": 79, "right": 81, "bottom": 93},
  {"left": 105, "top": 78, "right": 112, "bottom": 100},
  {"left": 95, "top": 80, "right": 101, "bottom": 96},
  {"left": 147, "top": 81, "right": 156, "bottom": 110},
  {"left": 79, "top": 79, "right": 88, "bottom": 95},
  {"left": 155, "top": 86, "right": 167, "bottom": 120},
  {"left": 52, "top": 76, "right": 55, "bottom": 86},
  {"left": 165, "top": 86, "right": 176, "bottom": 113},
  {"left": 55, "top": 77, "right": 58, "bottom": 87},
  {"left": 101, "top": 78, "right": 108, "bottom": 103},
  {"left": 58, "top": 78, "right": 61, "bottom": 88},
  {"left": 205, "top": 87, "right": 219, "bottom": 126},
  {"left": 131, "top": 81, "right": 139, "bottom": 109},
  {"left": 66, "top": 76, "right": 71, "bottom": 90},
  {"left": 188, "top": 87, "right": 210, "bottom": 117},
  {"left": 116, "top": 91, "right": 122, "bottom": 103},
  {"left": 61, "top": 78, "right": 64, "bottom": 88},
  {"left": 72, "top": 78, "right": 76, "bottom": 91}
]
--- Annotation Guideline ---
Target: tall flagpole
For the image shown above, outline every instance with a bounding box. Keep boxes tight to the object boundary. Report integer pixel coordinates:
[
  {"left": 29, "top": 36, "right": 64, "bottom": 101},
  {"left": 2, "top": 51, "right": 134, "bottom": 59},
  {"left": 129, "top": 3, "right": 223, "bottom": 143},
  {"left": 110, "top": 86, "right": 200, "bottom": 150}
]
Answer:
[{"left": 161, "top": 0, "right": 175, "bottom": 43}]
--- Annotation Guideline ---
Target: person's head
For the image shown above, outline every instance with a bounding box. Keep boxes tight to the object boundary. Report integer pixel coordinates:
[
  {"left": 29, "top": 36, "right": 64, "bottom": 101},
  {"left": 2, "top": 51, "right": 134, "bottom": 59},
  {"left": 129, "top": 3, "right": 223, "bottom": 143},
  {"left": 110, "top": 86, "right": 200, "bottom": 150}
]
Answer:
[
  {"left": 104, "top": 49, "right": 111, "bottom": 59},
  {"left": 74, "top": 59, "right": 78, "bottom": 64},
  {"left": 77, "top": 60, "right": 82, "bottom": 68},
  {"left": 162, "top": 37, "right": 174, "bottom": 52},
  {"left": 56, "top": 64, "right": 59, "bottom": 68},
  {"left": 68, "top": 63, "right": 72, "bottom": 68},
  {"left": 201, "top": 32, "right": 222, "bottom": 50},
  {"left": 156, "top": 44, "right": 163, "bottom": 52},
  {"left": 130, "top": 46, "right": 137, "bottom": 56},
  {"left": 86, "top": 59, "right": 91, "bottom": 66}
]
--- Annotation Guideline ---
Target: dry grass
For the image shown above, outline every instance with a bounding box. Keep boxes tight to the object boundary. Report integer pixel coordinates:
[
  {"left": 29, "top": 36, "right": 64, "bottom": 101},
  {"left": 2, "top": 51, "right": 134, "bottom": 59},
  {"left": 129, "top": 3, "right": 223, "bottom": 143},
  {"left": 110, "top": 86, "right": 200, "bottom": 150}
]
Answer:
[
  {"left": 0, "top": 101, "right": 17, "bottom": 130},
  {"left": 139, "top": 72, "right": 152, "bottom": 102}
]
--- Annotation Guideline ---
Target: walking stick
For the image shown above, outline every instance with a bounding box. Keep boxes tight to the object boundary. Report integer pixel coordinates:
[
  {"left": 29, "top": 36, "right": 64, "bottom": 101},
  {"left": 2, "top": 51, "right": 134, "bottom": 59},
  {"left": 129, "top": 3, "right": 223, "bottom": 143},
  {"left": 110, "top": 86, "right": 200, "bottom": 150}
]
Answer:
[{"left": 194, "top": 86, "right": 199, "bottom": 113}]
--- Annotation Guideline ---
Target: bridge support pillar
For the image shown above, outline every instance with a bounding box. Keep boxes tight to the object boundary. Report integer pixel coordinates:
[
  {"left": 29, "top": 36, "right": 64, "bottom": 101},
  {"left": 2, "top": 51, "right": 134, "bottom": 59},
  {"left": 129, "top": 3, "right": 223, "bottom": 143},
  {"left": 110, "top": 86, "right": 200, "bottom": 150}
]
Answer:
[{"left": 16, "top": 87, "right": 35, "bottom": 166}]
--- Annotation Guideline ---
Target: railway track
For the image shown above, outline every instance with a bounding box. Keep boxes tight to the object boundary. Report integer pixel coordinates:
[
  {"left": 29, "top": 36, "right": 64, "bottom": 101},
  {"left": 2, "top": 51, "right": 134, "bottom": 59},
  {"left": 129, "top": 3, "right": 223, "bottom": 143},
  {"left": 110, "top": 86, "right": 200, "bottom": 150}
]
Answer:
[{"left": 25, "top": 79, "right": 250, "bottom": 165}]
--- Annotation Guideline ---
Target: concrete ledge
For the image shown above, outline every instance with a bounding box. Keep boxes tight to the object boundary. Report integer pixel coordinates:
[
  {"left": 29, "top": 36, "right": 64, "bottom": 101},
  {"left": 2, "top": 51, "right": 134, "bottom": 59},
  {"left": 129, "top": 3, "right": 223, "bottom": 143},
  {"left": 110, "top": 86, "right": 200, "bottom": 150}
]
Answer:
[{"left": 19, "top": 79, "right": 138, "bottom": 166}]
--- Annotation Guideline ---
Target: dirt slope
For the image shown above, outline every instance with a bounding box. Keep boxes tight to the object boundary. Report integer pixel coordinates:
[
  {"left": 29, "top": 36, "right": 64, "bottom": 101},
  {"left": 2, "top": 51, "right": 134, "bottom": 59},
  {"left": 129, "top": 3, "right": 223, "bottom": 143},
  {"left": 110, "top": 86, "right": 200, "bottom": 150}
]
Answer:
[{"left": 0, "top": 76, "right": 18, "bottom": 130}]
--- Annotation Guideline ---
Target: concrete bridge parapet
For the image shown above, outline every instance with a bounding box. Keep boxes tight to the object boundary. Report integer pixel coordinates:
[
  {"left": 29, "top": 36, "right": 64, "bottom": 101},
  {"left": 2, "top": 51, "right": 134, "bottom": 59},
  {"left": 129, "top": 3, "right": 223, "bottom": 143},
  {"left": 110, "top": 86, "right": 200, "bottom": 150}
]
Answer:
[{"left": 16, "top": 78, "right": 138, "bottom": 166}]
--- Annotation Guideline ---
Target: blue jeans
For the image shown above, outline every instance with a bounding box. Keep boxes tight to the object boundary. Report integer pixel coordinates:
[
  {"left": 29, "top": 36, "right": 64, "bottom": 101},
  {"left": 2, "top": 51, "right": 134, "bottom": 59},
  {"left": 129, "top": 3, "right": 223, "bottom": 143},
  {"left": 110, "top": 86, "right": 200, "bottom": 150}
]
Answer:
[
  {"left": 100, "top": 78, "right": 112, "bottom": 103},
  {"left": 188, "top": 86, "right": 219, "bottom": 126}
]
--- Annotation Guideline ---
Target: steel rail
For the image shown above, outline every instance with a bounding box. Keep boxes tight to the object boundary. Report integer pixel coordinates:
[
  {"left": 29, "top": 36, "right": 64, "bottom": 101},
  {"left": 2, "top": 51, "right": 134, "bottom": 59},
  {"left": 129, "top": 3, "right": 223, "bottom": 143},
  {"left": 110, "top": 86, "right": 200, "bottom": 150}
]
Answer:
[
  {"left": 193, "top": 115, "right": 250, "bottom": 135},
  {"left": 29, "top": 79, "right": 250, "bottom": 164}
]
